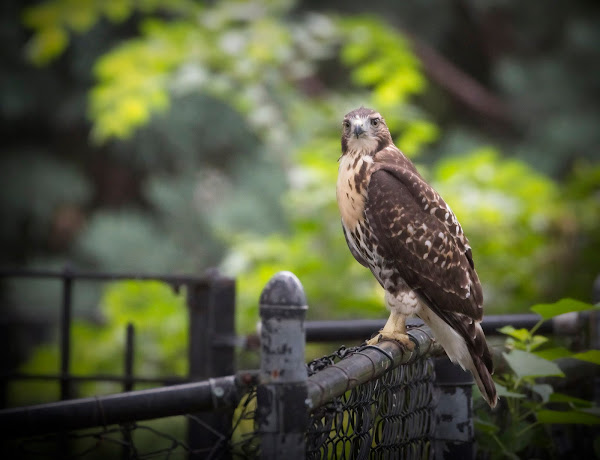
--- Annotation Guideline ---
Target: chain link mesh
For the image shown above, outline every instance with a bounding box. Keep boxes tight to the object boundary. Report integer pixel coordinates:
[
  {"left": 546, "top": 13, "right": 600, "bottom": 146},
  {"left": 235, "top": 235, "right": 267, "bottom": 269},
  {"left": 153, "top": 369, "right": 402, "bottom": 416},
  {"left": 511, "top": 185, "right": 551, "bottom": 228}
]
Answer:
[
  {"left": 3, "top": 346, "right": 436, "bottom": 459},
  {"left": 306, "top": 345, "right": 437, "bottom": 460}
]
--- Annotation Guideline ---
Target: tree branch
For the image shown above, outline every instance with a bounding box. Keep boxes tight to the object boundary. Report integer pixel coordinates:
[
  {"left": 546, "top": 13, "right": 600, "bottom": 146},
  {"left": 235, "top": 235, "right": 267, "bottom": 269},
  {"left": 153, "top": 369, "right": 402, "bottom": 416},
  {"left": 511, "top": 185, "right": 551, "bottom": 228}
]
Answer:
[{"left": 409, "top": 36, "right": 513, "bottom": 125}]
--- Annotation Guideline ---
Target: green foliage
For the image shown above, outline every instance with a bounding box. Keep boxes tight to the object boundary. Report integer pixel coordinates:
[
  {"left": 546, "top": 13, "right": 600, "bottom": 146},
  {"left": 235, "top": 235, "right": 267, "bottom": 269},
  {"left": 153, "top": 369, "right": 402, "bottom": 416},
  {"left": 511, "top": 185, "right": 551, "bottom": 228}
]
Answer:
[
  {"left": 432, "top": 148, "right": 573, "bottom": 312},
  {"left": 22, "top": 0, "right": 200, "bottom": 65},
  {"left": 25, "top": 0, "right": 436, "bottom": 154},
  {"left": 530, "top": 298, "right": 600, "bottom": 320},
  {"left": 475, "top": 299, "right": 600, "bottom": 459},
  {"left": 535, "top": 410, "right": 600, "bottom": 425},
  {"left": 502, "top": 349, "right": 564, "bottom": 379},
  {"left": 571, "top": 350, "right": 600, "bottom": 366},
  {"left": 87, "top": 1, "right": 333, "bottom": 144},
  {"left": 89, "top": 18, "right": 195, "bottom": 141}
]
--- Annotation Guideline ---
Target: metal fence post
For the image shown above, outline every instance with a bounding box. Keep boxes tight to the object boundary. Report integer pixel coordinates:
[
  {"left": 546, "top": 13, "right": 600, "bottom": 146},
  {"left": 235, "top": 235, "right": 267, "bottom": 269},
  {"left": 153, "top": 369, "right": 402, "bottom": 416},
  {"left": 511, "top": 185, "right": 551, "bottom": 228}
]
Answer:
[
  {"left": 60, "top": 266, "right": 74, "bottom": 401},
  {"left": 121, "top": 323, "right": 135, "bottom": 460},
  {"left": 433, "top": 357, "right": 474, "bottom": 460},
  {"left": 592, "top": 273, "right": 600, "bottom": 406},
  {"left": 257, "top": 271, "right": 309, "bottom": 460},
  {"left": 187, "top": 274, "right": 236, "bottom": 459}
]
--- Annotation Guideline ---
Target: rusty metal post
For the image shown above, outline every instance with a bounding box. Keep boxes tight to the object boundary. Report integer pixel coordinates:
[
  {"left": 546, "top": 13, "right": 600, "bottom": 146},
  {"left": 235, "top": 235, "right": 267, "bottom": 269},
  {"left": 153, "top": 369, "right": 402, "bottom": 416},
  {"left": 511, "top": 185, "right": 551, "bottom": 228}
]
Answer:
[
  {"left": 257, "top": 272, "right": 309, "bottom": 460},
  {"left": 433, "top": 357, "right": 474, "bottom": 460}
]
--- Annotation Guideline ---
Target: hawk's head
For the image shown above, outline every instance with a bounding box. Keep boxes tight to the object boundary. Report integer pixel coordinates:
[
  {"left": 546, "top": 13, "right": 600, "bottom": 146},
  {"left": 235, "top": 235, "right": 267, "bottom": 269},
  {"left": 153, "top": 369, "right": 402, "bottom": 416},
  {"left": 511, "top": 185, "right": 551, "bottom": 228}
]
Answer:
[{"left": 341, "top": 107, "right": 392, "bottom": 156}]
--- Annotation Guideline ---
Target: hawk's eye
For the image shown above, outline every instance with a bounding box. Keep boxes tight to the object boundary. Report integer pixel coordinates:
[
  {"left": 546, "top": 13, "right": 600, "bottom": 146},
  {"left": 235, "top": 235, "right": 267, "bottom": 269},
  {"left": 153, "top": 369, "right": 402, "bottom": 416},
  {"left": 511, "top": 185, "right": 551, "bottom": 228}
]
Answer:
[
  {"left": 343, "top": 121, "right": 351, "bottom": 130},
  {"left": 370, "top": 118, "right": 380, "bottom": 127}
]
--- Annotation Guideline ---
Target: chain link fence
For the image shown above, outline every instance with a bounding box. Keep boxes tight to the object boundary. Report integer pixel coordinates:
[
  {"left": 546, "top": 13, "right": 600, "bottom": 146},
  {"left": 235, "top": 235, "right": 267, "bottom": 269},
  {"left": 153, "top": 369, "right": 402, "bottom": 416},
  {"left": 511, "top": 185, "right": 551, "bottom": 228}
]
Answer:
[
  {"left": 306, "top": 345, "right": 437, "bottom": 460},
  {"left": 1, "top": 344, "right": 440, "bottom": 460},
  {"left": 3, "top": 353, "right": 437, "bottom": 459},
  {"left": 1, "top": 271, "right": 481, "bottom": 459}
]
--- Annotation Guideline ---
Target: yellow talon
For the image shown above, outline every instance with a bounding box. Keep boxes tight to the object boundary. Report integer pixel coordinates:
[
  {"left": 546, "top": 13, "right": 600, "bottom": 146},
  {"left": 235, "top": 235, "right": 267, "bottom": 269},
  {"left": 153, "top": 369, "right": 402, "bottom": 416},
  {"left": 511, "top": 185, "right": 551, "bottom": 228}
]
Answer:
[{"left": 366, "top": 330, "right": 415, "bottom": 350}]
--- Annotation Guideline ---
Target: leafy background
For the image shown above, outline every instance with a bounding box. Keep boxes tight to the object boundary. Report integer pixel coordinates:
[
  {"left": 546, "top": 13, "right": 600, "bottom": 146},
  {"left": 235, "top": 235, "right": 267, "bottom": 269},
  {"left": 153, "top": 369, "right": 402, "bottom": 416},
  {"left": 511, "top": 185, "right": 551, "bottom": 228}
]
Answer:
[{"left": 1, "top": 0, "right": 599, "bottom": 455}]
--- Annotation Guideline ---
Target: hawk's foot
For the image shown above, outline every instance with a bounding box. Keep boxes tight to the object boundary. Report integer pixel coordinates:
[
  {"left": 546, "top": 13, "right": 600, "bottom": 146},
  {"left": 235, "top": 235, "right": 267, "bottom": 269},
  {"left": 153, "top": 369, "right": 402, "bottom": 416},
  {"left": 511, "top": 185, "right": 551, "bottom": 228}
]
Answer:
[{"left": 366, "top": 330, "right": 415, "bottom": 350}]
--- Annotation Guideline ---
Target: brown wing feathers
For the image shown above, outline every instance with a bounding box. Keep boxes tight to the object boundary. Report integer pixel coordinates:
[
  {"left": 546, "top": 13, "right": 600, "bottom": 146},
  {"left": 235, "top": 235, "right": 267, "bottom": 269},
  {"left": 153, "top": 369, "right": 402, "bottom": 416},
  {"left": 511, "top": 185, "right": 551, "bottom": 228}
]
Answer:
[
  {"left": 365, "top": 165, "right": 496, "bottom": 406},
  {"left": 365, "top": 169, "right": 479, "bottom": 315}
]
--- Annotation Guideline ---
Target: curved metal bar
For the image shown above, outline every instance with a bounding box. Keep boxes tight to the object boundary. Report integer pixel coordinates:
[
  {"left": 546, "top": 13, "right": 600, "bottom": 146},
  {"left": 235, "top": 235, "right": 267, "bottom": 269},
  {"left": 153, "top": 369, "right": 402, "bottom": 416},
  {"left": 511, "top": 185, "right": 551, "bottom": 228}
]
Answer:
[{"left": 306, "top": 326, "right": 439, "bottom": 409}]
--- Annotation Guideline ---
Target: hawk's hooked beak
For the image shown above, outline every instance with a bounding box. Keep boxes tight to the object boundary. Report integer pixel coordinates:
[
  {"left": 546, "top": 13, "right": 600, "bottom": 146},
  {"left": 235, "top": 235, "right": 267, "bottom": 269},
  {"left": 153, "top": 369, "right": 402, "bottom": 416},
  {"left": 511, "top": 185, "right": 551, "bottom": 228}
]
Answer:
[{"left": 353, "top": 124, "right": 365, "bottom": 138}]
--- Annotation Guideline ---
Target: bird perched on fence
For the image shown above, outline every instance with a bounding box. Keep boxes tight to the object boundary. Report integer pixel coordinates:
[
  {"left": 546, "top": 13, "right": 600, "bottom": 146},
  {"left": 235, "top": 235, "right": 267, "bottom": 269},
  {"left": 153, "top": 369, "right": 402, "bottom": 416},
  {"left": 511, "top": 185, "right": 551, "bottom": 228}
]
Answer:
[{"left": 336, "top": 106, "right": 498, "bottom": 408}]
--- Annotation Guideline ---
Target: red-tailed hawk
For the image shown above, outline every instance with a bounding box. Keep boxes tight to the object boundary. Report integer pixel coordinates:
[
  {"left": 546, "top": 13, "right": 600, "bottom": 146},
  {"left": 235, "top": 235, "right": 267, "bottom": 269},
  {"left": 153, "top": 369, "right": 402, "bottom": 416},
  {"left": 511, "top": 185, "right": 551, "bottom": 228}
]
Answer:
[{"left": 336, "top": 106, "right": 497, "bottom": 408}]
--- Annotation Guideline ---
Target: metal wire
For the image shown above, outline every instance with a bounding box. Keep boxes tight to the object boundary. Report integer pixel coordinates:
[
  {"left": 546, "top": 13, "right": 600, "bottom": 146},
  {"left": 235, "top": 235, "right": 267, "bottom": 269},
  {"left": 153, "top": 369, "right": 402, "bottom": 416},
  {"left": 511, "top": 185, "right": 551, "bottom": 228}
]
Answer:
[
  {"left": 306, "top": 345, "right": 437, "bottom": 460},
  {"left": 2, "top": 389, "right": 259, "bottom": 460},
  {"left": 3, "top": 347, "right": 436, "bottom": 459}
]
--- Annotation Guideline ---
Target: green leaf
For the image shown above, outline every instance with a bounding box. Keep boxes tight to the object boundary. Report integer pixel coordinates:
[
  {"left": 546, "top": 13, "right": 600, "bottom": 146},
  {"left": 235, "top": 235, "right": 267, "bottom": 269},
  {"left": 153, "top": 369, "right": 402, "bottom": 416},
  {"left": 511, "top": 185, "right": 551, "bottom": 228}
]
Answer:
[
  {"left": 503, "top": 349, "right": 565, "bottom": 379},
  {"left": 532, "top": 383, "right": 553, "bottom": 403},
  {"left": 498, "top": 325, "right": 530, "bottom": 342},
  {"left": 474, "top": 417, "right": 499, "bottom": 434},
  {"left": 25, "top": 26, "right": 68, "bottom": 66},
  {"left": 529, "top": 335, "right": 549, "bottom": 350},
  {"left": 530, "top": 298, "right": 597, "bottom": 320},
  {"left": 495, "top": 382, "right": 525, "bottom": 399},
  {"left": 549, "top": 393, "right": 593, "bottom": 408},
  {"left": 536, "top": 409, "right": 600, "bottom": 425},
  {"left": 572, "top": 350, "right": 600, "bottom": 365},
  {"left": 534, "top": 347, "right": 573, "bottom": 361}
]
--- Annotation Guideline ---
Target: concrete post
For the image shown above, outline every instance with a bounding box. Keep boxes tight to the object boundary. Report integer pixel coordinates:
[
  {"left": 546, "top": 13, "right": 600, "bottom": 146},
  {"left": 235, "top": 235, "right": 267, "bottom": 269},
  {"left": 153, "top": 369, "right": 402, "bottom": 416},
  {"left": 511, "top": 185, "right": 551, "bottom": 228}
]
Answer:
[
  {"left": 433, "top": 357, "right": 475, "bottom": 460},
  {"left": 257, "top": 271, "right": 309, "bottom": 460}
]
